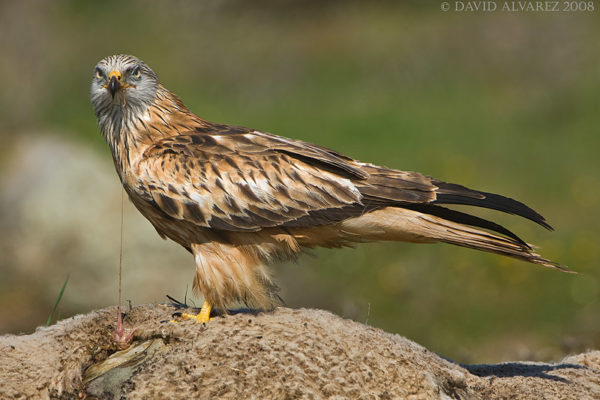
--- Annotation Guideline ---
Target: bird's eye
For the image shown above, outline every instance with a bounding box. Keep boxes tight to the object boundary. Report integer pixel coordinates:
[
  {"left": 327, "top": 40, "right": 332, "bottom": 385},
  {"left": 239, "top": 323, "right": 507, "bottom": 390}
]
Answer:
[
  {"left": 130, "top": 67, "right": 141, "bottom": 79},
  {"left": 95, "top": 68, "right": 104, "bottom": 80}
]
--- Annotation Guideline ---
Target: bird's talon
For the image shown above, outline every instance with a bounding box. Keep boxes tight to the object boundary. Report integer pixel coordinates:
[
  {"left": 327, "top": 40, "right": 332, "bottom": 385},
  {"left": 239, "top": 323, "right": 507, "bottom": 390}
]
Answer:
[
  {"left": 180, "top": 312, "right": 214, "bottom": 323},
  {"left": 173, "top": 300, "right": 214, "bottom": 323}
]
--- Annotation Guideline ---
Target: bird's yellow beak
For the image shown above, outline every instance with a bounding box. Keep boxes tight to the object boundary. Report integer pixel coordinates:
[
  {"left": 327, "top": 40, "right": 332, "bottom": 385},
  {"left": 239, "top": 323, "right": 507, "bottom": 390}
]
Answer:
[{"left": 107, "top": 70, "right": 122, "bottom": 98}]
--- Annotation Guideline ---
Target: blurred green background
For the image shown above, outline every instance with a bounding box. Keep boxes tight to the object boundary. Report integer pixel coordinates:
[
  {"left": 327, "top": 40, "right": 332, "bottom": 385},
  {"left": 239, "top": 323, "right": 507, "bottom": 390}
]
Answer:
[{"left": 0, "top": 1, "right": 598, "bottom": 363}]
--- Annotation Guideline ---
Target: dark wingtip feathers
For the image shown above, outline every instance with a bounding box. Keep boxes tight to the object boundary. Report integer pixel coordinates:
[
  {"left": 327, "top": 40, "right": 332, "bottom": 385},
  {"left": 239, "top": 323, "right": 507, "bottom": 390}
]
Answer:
[
  {"left": 433, "top": 181, "right": 554, "bottom": 231},
  {"left": 478, "top": 191, "right": 554, "bottom": 231}
]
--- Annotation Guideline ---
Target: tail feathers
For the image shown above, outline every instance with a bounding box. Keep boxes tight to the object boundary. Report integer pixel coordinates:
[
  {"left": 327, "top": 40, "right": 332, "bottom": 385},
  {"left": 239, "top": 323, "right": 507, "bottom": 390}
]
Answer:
[
  {"left": 433, "top": 181, "right": 553, "bottom": 231},
  {"left": 404, "top": 204, "right": 530, "bottom": 248},
  {"left": 419, "top": 213, "right": 571, "bottom": 273},
  {"left": 339, "top": 208, "right": 572, "bottom": 273}
]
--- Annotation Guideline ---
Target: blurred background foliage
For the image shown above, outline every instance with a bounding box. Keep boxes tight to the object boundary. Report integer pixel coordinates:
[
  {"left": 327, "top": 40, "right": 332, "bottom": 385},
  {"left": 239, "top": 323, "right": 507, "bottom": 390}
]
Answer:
[{"left": 0, "top": 0, "right": 598, "bottom": 363}]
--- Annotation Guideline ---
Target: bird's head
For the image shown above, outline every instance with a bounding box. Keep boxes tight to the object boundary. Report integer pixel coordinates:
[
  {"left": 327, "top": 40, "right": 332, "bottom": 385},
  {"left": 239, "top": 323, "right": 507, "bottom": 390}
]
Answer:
[{"left": 90, "top": 54, "right": 159, "bottom": 117}]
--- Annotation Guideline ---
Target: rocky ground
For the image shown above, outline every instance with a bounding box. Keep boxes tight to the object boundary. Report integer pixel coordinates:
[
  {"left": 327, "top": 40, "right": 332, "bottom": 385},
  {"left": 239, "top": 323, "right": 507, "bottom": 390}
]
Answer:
[{"left": 1, "top": 304, "right": 598, "bottom": 399}]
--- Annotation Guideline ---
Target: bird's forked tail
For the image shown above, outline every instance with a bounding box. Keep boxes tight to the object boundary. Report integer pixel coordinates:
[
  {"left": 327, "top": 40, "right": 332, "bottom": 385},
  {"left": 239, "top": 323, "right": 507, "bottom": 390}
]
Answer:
[{"left": 338, "top": 207, "right": 572, "bottom": 272}]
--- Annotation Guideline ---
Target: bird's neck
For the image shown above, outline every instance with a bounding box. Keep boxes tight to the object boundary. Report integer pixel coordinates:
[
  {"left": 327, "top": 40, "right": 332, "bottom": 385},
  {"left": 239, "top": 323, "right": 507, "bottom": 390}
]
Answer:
[{"left": 99, "top": 85, "right": 198, "bottom": 182}]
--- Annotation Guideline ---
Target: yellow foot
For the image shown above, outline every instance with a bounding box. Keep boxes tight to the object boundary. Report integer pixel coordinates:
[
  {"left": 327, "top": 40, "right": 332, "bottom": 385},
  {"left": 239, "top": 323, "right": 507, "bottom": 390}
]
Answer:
[{"left": 173, "top": 300, "right": 213, "bottom": 323}]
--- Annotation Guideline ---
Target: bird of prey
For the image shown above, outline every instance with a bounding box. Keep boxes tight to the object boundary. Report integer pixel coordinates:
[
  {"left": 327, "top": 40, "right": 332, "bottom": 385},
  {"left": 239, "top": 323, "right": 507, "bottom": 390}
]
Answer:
[{"left": 91, "top": 54, "right": 569, "bottom": 322}]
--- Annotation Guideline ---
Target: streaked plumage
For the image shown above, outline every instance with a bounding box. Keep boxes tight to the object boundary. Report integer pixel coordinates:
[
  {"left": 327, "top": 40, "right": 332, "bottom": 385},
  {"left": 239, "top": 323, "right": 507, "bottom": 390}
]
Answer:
[{"left": 91, "top": 54, "right": 570, "bottom": 314}]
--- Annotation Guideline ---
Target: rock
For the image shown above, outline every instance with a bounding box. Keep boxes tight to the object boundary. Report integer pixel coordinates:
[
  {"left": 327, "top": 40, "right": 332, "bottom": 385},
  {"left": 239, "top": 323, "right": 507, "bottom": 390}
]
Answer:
[{"left": 0, "top": 304, "right": 598, "bottom": 399}]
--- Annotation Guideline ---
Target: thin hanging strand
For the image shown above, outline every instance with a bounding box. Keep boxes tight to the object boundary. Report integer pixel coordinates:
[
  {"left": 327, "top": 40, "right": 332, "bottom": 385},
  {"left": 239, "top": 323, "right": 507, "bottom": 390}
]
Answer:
[{"left": 119, "top": 187, "right": 124, "bottom": 317}]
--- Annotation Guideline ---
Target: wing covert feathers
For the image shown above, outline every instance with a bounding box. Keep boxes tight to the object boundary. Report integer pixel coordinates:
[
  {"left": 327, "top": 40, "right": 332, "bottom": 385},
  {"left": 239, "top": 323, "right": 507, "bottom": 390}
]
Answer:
[{"left": 139, "top": 133, "right": 365, "bottom": 231}]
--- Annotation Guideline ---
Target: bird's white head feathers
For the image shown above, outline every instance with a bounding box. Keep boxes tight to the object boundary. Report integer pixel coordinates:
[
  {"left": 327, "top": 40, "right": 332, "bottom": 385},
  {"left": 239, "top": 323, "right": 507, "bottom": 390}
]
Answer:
[
  {"left": 90, "top": 54, "right": 160, "bottom": 120},
  {"left": 91, "top": 54, "right": 163, "bottom": 147}
]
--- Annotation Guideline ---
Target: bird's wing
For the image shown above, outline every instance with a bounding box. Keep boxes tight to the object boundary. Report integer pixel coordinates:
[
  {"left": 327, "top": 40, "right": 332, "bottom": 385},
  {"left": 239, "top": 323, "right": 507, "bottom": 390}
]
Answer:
[
  {"left": 136, "top": 126, "right": 550, "bottom": 239},
  {"left": 135, "top": 129, "right": 418, "bottom": 231}
]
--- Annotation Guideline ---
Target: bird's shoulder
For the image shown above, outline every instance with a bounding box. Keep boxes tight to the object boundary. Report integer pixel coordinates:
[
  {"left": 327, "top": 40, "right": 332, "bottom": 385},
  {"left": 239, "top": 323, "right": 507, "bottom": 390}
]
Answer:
[{"left": 141, "top": 121, "right": 369, "bottom": 180}]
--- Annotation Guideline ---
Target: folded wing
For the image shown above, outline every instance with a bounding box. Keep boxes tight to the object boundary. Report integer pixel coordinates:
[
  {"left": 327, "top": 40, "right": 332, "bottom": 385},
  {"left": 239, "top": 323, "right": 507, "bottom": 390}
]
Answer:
[{"left": 136, "top": 128, "right": 549, "bottom": 246}]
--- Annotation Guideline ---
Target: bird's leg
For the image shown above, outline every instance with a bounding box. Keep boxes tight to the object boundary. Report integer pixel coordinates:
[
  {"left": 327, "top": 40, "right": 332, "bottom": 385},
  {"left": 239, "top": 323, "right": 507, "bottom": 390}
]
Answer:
[{"left": 180, "top": 300, "right": 213, "bottom": 323}]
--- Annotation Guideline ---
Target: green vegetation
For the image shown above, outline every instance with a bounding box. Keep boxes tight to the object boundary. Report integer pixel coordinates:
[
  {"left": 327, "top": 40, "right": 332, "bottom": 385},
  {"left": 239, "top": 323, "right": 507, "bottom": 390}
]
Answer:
[{"left": 46, "top": 274, "right": 69, "bottom": 327}]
